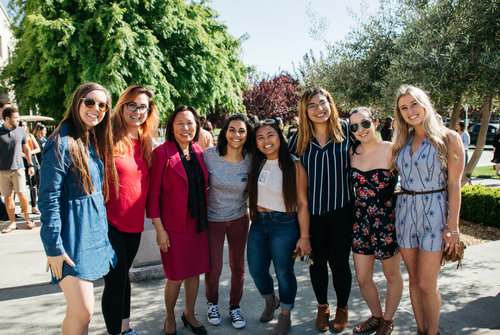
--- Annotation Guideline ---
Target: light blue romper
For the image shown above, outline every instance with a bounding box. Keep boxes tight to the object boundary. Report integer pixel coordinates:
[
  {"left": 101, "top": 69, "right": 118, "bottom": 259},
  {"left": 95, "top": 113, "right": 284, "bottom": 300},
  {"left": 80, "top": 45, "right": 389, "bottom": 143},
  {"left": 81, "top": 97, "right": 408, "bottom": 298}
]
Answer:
[{"left": 395, "top": 136, "right": 446, "bottom": 251}]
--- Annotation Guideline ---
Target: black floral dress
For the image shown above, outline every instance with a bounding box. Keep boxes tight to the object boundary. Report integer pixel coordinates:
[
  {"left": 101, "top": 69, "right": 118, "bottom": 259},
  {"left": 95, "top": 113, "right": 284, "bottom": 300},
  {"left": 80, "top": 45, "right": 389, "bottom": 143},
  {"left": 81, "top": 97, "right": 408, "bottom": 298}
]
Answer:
[{"left": 351, "top": 168, "right": 398, "bottom": 260}]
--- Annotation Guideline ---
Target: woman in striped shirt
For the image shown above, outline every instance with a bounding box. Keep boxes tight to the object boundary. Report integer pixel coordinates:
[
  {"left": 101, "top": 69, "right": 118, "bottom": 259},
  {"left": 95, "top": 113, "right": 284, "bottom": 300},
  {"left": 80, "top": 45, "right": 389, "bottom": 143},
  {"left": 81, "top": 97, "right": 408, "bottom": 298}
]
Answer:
[{"left": 288, "top": 87, "right": 354, "bottom": 332}]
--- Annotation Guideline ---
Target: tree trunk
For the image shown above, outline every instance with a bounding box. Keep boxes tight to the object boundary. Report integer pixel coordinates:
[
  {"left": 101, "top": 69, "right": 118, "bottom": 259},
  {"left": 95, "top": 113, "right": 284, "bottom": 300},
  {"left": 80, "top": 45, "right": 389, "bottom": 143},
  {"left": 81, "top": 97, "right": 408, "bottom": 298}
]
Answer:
[
  {"left": 461, "top": 94, "right": 492, "bottom": 186},
  {"left": 448, "top": 92, "right": 462, "bottom": 130}
]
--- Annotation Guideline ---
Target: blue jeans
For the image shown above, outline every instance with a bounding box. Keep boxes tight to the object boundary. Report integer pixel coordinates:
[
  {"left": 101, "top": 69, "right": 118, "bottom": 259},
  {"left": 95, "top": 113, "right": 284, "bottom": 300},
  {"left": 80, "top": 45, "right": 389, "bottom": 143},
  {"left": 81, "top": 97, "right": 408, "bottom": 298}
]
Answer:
[{"left": 247, "top": 211, "right": 299, "bottom": 311}]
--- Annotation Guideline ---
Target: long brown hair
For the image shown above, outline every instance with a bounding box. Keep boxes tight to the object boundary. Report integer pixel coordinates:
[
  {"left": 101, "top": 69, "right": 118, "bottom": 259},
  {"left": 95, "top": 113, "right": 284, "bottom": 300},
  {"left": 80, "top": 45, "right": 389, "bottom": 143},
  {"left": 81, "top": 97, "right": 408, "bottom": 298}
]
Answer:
[
  {"left": 111, "top": 85, "right": 159, "bottom": 168},
  {"left": 50, "top": 82, "right": 118, "bottom": 200},
  {"left": 295, "top": 87, "right": 345, "bottom": 156},
  {"left": 248, "top": 122, "right": 297, "bottom": 221}
]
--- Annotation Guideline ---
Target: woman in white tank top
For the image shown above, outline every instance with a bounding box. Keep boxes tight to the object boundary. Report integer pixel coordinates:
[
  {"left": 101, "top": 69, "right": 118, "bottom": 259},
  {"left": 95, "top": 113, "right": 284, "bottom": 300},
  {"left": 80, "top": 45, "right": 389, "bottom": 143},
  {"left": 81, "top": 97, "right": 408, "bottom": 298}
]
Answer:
[{"left": 247, "top": 119, "right": 311, "bottom": 335}]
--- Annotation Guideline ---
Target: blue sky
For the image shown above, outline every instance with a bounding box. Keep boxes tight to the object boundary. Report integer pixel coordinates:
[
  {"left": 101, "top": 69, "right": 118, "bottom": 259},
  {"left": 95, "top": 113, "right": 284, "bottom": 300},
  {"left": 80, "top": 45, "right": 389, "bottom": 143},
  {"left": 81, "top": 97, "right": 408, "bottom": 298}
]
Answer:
[
  {"left": 0, "top": 0, "right": 374, "bottom": 76},
  {"left": 210, "top": 0, "right": 374, "bottom": 75}
]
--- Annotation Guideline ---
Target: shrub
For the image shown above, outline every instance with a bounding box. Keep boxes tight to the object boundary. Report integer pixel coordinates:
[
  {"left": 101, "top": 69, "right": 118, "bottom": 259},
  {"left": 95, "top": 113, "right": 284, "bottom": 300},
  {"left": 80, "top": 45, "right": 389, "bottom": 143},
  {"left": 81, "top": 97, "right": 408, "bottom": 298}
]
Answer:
[{"left": 461, "top": 185, "right": 500, "bottom": 228}]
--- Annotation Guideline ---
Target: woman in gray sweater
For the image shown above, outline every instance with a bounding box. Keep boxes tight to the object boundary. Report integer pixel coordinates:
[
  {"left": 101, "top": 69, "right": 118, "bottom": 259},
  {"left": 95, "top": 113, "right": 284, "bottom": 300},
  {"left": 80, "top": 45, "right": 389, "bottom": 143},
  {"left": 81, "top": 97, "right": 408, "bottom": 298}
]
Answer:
[{"left": 202, "top": 114, "right": 254, "bottom": 329}]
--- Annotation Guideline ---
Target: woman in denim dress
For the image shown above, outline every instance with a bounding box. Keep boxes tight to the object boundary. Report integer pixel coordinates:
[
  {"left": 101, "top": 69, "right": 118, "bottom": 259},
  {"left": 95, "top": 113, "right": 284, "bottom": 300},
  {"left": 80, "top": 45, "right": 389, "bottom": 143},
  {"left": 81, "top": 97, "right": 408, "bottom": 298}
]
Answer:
[{"left": 39, "top": 82, "right": 118, "bottom": 335}]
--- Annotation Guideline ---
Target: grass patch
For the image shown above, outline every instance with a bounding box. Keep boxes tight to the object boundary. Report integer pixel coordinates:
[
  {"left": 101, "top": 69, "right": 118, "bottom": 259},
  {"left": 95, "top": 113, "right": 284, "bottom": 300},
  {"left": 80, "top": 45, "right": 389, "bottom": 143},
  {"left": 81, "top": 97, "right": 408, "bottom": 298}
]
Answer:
[{"left": 471, "top": 165, "right": 500, "bottom": 179}]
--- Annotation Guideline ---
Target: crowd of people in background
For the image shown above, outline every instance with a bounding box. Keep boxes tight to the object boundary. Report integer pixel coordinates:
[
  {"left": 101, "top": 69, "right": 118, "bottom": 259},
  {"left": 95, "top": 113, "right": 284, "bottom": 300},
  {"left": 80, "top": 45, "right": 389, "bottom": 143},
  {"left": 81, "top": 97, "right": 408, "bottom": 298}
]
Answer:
[{"left": 0, "top": 82, "right": 477, "bottom": 335}]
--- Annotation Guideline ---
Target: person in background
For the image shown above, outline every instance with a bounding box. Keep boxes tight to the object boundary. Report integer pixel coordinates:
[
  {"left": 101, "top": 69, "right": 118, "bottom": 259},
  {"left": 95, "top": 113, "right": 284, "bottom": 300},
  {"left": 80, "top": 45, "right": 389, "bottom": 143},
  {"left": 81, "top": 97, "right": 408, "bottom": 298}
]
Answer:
[
  {"left": 456, "top": 121, "right": 470, "bottom": 166},
  {"left": 39, "top": 82, "right": 118, "bottom": 334},
  {"left": 274, "top": 117, "right": 284, "bottom": 133},
  {"left": 0, "top": 99, "right": 12, "bottom": 222},
  {"left": 287, "top": 116, "right": 299, "bottom": 140},
  {"left": 20, "top": 120, "right": 41, "bottom": 214},
  {"left": 288, "top": 87, "right": 354, "bottom": 332},
  {"left": 0, "top": 107, "right": 36, "bottom": 233},
  {"left": 247, "top": 119, "right": 311, "bottom": 335},
  {"left": 203, "top": 113, "right": 253, "bottom": 329},
  {"left": 492, "top": 122, "right": 500, "bottom": 176},
  {"left": 101, "top": 85, "right": 159, "bottom": 335},
  {"left": 204, "top": 120, "right": 216, "bottom": 144},
  {"left": 248, "top": 114, "right": 259, "bottom": 125},
  {"left": 380, "top": 117, "right": 394, "bottom": 142},
  {"left": 0, "top": 99, "right": 11, "bottom": 127},
  {"left": 393, "top": 85, "right": 464, "bottom": 335},
  {"left": 33, "top": 123, "right": 48, "bottom": 164},
  {"left": 349, "top": 107, "right": 402, "bottom": 335},
  {"left": 147, "top": 105, "right": 209, "bottom": 335},
  {"left": 197, "top": 115, "right": 214, "bottom": 150}
]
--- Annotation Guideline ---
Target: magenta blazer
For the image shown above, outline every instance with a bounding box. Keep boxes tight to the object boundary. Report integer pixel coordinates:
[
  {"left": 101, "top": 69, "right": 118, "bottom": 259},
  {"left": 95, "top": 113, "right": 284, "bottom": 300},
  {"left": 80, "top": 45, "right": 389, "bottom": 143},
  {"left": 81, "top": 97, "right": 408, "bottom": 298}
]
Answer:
[{"left": 146, "top": 140, "right": 209, "bottom": 233}]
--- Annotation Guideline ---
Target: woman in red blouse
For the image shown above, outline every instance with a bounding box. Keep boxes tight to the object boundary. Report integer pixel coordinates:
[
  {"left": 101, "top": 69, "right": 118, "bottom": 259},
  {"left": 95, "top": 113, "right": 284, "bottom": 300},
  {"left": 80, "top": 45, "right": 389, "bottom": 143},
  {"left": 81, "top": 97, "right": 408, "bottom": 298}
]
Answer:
[{"left": 102, "top": 85, "right": 159, "bottom": 335}]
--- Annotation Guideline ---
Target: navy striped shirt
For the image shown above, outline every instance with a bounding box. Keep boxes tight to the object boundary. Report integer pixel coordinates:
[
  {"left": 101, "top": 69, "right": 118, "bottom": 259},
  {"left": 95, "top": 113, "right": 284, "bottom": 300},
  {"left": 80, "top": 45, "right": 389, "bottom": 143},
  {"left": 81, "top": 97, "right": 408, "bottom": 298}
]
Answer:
[{"left": 288, "top": 121, "right": 353, "bottom": 215}]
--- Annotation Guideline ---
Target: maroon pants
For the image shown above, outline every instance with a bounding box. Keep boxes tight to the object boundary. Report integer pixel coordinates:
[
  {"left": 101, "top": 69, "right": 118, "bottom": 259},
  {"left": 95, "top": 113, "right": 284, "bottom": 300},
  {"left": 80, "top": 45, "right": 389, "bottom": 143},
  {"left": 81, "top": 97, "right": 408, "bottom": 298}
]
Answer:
[{"left": 205, "top": 213, "right": 249, "bottom": 308}]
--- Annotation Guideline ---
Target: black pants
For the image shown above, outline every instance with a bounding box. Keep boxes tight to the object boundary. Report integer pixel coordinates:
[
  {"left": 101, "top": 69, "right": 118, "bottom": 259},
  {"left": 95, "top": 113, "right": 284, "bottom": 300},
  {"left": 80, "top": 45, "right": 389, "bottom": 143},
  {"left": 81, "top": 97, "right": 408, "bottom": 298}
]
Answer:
[
  {"left": 102, "top": 225, "right": 141, "bottom": 334},
  {"left": 309, "top": 204, "right": 353, "bottom": 308}
]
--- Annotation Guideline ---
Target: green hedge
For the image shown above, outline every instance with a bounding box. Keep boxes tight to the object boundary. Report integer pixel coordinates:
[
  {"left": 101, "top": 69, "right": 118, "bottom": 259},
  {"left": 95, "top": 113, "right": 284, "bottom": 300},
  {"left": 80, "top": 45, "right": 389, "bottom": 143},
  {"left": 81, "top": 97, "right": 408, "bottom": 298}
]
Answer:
[{"left": 461, "top": 185, "right": 500, "bottom": 228}]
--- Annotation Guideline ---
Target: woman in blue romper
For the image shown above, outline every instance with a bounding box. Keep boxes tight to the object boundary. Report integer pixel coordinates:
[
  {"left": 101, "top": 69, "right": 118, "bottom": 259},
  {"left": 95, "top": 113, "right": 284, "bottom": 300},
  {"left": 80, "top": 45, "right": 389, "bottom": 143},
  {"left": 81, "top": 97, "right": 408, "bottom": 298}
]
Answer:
[
  {"left": 392, "top": 85, "right": 464, "bottom": 335},
  {"left": 39, "top": 82, "right": 118, "bottom": 334}
]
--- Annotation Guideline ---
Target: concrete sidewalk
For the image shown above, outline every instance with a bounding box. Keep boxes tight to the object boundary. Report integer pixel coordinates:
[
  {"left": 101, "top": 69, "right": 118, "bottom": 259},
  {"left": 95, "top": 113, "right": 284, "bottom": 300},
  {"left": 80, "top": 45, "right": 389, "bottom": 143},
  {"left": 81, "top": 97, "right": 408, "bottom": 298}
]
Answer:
[{"left": 0, "top": 221, "right": 499, "bottom": 335}]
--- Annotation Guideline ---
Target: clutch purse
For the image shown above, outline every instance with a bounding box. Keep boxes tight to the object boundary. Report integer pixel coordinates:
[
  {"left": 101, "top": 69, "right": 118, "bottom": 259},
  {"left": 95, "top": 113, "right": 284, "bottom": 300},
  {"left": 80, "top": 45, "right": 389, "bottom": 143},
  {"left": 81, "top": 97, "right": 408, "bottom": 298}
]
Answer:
[{"left": 441, "top": 242, "right": 466, "bottom": 269}]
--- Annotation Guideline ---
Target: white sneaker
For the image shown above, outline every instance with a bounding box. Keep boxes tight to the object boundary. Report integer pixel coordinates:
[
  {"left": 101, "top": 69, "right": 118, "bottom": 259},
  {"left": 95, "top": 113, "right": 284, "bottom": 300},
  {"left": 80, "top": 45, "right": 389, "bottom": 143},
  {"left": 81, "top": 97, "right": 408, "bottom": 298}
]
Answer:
[
  {"left": 207, "top": 302, "right": 221, "bottom": 325},
  {"left": 229, "top": 308, "right": 246, "bottom": 329}
]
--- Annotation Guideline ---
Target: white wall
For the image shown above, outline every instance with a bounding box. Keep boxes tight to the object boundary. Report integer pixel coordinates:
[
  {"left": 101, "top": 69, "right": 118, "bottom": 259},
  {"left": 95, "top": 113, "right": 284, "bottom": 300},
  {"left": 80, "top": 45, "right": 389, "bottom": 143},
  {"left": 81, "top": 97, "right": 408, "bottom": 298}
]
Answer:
[{"left": 0, "top": 3, "right": 14, "bottom": 69}]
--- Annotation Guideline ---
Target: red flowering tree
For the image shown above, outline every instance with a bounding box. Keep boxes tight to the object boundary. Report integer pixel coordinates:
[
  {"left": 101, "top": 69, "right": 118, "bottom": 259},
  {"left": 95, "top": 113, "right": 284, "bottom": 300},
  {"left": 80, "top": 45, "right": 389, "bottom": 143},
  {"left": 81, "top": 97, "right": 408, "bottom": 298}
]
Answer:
[{"left": 243, "top": 72, "right": 300, "bottom": 122}]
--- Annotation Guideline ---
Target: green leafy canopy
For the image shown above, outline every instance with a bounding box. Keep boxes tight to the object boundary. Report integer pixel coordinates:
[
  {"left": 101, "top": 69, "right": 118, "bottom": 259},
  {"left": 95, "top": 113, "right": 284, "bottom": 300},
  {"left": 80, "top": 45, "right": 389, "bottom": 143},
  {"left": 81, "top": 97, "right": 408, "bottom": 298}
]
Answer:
[{"left": 2, "top": 0, "right": 249, "bottom": 121}]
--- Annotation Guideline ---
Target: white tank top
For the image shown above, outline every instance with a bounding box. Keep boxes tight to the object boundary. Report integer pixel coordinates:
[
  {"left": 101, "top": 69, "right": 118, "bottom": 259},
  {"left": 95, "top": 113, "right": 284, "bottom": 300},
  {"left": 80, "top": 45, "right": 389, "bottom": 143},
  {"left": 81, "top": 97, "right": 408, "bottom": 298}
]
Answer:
[{"left": 257, "top": 158, "right": 296, "bottom": 212}]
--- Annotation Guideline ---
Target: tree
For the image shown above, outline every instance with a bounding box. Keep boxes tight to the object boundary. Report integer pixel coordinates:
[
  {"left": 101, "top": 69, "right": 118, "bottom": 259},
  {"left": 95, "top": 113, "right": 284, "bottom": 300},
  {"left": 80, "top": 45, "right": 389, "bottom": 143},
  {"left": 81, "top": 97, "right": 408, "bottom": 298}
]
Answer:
[
  {"left": 391, "top": 0, "right": 500, "bottom": 184},
  {"left": 242, "top": 72, "right": 300, "bottom": 122},
  {"left": 1, "top": 0, "right": 248, "bottom": 121}
]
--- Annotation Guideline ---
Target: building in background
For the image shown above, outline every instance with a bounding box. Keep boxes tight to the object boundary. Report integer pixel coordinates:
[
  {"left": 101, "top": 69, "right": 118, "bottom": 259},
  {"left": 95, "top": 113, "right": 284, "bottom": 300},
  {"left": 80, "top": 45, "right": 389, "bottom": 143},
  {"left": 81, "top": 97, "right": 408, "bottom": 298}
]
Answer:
[{"left": 0, "top": 2, "right": 14, "bottom": 100}]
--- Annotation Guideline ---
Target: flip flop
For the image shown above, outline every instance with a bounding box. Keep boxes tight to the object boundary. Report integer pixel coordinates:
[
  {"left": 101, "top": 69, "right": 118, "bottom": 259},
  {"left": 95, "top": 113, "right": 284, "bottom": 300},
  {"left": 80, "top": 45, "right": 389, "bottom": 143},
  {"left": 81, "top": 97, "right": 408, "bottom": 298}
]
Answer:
[
  {"left": 27, "top": 221, "right": 36, "bottom": 229},
  {"left": 2, "top": 224, "right": 17, "bottom": 233}
]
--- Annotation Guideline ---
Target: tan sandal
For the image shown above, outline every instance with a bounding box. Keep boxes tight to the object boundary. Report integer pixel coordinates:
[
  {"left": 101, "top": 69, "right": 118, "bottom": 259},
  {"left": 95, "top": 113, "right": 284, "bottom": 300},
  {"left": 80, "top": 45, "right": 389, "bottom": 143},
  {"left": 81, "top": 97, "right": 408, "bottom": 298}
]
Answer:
[
  {"left": 27, "top": 220, "right": 36, "bottom": 229},
  {"left": 1, "top": 223, "right": 17, "bottom": 233},
  {"left": 353, "top": 316, "right": 382, "bottom": 333},
  {"left": 375, "top": 319, "right": 393, "bottom": 335}
]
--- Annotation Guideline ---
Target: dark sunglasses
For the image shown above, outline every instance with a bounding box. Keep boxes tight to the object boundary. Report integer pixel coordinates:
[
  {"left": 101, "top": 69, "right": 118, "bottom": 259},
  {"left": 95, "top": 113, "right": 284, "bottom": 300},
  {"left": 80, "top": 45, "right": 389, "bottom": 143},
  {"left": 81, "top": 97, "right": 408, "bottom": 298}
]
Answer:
[
  {"left": 126, "top": 102, "right": 149, "bottom": 114},
  {"left": 256, "top": 119, "right": 276, "bottom": 127},
  {"left": 80, "top": 97, "right": 109, "bottom": 113},
  {"left": 349, "top": 119, "right": 372, "bottom": 132}
]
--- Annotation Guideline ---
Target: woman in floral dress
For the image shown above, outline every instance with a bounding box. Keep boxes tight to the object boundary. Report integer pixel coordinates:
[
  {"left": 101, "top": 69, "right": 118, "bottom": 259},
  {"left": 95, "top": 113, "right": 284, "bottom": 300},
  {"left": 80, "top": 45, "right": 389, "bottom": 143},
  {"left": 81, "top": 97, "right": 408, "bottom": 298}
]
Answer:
[{"left": 349, "top": 107, "right": 403, "bottom": 335}]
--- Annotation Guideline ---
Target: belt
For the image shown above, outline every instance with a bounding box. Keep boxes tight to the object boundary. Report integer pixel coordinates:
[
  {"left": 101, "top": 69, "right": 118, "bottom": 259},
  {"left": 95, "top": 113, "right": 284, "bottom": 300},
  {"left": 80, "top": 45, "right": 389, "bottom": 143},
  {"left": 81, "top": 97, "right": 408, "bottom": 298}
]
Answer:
[{"left": 396, "top": 186, "right": 446, "bottom": 196}]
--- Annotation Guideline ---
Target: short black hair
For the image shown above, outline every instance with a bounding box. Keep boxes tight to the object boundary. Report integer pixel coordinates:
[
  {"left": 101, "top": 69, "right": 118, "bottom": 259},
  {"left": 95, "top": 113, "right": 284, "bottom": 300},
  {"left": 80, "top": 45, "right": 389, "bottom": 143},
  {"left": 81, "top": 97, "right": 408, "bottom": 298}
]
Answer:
[
  {"left": 2, "top": 106, "right": 17, "bottom": 120},
  {"left": 165, "top": 105, "right": 201, "bottom": 142}
]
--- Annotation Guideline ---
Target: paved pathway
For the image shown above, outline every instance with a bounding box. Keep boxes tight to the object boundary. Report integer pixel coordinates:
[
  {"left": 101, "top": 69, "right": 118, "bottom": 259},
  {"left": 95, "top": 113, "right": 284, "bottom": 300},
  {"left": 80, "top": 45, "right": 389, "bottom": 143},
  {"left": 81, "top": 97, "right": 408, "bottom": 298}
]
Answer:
[{"left": 0, "top": 223, "right": 499, "bottom": 334}]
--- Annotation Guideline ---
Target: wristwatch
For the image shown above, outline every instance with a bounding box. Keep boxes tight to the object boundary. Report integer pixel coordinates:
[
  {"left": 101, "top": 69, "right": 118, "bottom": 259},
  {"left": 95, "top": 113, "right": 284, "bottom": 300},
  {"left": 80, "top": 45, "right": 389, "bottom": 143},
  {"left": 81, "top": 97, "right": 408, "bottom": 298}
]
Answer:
[{"left": 28, "top": 163, "right": 34, "bottom": 168}]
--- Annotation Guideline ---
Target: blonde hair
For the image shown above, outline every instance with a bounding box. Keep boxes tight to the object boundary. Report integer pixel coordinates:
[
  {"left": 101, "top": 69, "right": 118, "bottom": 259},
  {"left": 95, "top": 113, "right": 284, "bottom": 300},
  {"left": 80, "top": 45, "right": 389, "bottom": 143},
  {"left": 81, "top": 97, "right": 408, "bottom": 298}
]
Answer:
[
  {"left": 295, "top": 87, "right": 345, "bottom": 155},
  {"left": 111, "top": 85, "right": 159, "bottom": 168},
  {"left": 392, "top": 85, "right": 448, "bottom": 170}
]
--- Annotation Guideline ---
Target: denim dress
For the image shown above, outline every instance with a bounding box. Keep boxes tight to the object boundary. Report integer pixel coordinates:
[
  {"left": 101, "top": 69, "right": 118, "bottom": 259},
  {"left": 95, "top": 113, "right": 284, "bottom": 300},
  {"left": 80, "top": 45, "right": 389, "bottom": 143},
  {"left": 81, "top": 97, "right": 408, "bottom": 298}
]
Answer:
[{"left": 39, "top": 124, "right": 117, "bottom": 284}]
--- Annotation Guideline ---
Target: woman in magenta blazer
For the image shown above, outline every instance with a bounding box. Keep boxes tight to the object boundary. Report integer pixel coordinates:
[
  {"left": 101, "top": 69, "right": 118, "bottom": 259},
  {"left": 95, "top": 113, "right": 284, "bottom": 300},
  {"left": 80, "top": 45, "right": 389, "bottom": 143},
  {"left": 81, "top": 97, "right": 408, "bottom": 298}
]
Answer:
[{"left": 147, "top": 105, "right": 209, "bottom": 335}]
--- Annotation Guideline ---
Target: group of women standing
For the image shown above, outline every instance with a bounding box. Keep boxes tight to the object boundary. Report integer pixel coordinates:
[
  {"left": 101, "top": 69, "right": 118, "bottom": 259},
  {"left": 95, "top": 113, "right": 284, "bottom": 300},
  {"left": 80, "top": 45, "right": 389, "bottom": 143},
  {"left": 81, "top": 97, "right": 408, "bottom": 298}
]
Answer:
[{"left": 38, "top": 82, "right": 464, "bottom": 335}]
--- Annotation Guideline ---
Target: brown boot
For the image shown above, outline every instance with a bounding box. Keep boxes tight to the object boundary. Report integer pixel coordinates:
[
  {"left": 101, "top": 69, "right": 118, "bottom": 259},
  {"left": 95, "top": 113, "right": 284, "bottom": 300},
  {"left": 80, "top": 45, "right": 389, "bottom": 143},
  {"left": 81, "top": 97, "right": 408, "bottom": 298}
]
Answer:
[
  {"left": 260, "top": 295, "right": 280, "bottom": 322},
  {"left": 271, "top": 313, "right": 291, "bottom": 335},
  {"left": 375, "top": 319, "right": 394, "bottom": 335},
  {"left": 331, "top": 306, "right": 348, "bottom": 332},
  {"left": 315, "top": 304, "right": 330, "bottom": 331}
]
